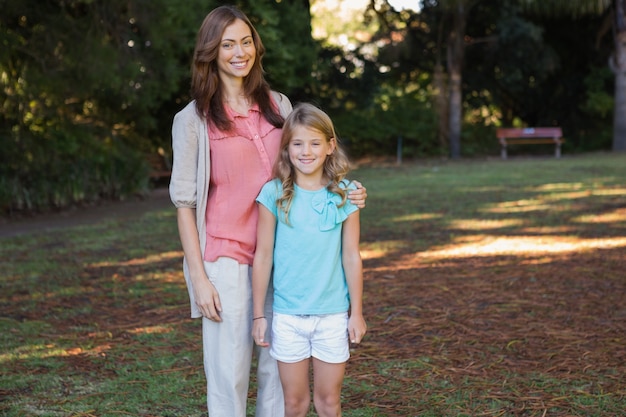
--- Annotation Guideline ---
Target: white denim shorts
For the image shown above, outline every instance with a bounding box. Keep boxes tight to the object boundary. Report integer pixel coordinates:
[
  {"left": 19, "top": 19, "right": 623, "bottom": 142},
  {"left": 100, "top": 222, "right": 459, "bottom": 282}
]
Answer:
[{"left": 270, "top": 312, "right": 350, "bottom": 364}]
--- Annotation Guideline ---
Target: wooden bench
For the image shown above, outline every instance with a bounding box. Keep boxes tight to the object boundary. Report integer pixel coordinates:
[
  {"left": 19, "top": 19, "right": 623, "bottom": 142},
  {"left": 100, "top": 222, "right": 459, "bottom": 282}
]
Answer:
[{"left": 496, "top": 127, "right": 564, "bottom": 159}]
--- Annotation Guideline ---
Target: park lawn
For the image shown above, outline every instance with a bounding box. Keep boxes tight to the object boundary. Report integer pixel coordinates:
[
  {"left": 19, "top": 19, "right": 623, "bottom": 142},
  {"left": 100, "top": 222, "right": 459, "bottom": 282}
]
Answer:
[{"left": 1, "top": 152, "right": 625, "bottom": 416}]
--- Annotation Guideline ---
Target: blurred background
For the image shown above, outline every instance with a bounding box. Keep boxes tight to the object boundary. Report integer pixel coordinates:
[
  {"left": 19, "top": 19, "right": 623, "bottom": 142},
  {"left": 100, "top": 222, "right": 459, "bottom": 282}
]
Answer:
[{"left": 1, "top": 0, "right": 623, "bottom": 214}]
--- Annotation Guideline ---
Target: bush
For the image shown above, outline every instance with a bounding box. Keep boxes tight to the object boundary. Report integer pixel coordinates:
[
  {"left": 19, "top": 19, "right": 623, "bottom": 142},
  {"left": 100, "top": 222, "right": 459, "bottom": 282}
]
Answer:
[{"left": 0, "top": 126, "right": 150, "bottom": 216}]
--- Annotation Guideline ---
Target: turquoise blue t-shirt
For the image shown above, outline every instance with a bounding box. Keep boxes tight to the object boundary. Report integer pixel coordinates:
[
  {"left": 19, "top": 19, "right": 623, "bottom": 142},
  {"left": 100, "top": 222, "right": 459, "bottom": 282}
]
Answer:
[{"left": 256, "top": 179, "right": 358, "bottom": 315}]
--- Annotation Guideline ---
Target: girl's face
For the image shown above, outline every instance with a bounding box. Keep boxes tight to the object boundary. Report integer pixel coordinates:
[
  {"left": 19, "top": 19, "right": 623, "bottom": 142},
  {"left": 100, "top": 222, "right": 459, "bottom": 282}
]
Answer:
[
  {"left": 288, "top": 125, "right": 335, "bottom": 183},
  {"left": 217, "top": 19, "right": 256, "bottom": 82}
]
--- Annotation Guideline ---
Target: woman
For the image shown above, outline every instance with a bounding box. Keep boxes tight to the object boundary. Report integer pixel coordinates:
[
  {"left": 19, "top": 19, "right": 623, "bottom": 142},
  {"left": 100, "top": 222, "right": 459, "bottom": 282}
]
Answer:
[{"left": 169, "top": 6, "right": 366, "bottom": 417}]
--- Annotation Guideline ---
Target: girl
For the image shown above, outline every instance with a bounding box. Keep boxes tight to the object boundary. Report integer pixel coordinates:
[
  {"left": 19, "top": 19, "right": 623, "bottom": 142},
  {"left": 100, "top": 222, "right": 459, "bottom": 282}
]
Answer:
[
  {"left": 252, "top": 103, "right": 367, "bottom": 417},
  {"left": 169, "top": 6, "right": 367, "bottom": 417}
]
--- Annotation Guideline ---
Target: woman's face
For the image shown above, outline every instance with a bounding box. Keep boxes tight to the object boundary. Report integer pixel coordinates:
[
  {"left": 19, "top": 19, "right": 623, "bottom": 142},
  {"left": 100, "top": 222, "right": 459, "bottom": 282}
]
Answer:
[{"left": 217, "top": 19, "right": 256, "bottom": 82}]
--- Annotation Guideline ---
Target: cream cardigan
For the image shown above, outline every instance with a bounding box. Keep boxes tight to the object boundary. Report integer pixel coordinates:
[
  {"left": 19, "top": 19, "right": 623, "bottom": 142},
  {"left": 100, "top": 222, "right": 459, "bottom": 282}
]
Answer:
[{"left": 169, "top": 91, "right": 293, "bottom": 318}]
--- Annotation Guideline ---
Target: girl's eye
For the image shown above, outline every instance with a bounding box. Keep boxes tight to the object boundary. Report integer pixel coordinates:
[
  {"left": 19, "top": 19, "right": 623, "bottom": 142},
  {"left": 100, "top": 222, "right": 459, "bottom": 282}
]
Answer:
[
  {"left": 243, "top": 39, "right": 253, "bottom": 46},
  {"left": 222, "top": 42, "right": 234, "bottom": 49}
]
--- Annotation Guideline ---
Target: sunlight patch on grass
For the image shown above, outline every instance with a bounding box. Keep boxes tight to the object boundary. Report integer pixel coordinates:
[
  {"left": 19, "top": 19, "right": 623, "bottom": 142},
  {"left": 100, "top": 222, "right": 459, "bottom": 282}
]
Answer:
[
  {"left": 1, "top": 339, "right": 114, "bottom": 365},
  {"left": 392, "top": 213, "right": 443, "bottom": 222},
  {"left": 360, "top": 240, "right": 408, "bottom": 259},
  {"left": 0, "top": 343, "right": 73, "bottom": 363},
  {"left": 532, "top": 182, "right": 586, "bottom": 191},
  {"left": 140, "top": 270, "right": 184, "bottom": 284},
  {"left": 87, "top": 250, "right": 182, "bottom": 268},
  {"left": 127, "top": 325, "right": 173, "bottom": 335},
  {"left": 590, "top": 187, "right": 626, "bottom": 196},
  {"left": 64, "top": 343, "right": 112, "bottom": 356},
  {"left": 417, "top": 235, "right": 626, "bottom": 258},
  {"left": 485, "top": 186, "right": 626, "bottom": 215},
  {"left": 449, "top": 218, "right": 525, "bottom": 230},
  {"left": 574, "top": 208, "right": 626, "bottom": 223},
  {"left": 541, "top": 190, "right": 593, "bottom": 201},
  {"left": 484, "top": 201, "right": 553, "bottom": 214},
  {"left": 0, "top": 344, "right": 46, "bottom": 362},
  {"left": 519, "top": 226, "right": 579, "bottom": 234}
]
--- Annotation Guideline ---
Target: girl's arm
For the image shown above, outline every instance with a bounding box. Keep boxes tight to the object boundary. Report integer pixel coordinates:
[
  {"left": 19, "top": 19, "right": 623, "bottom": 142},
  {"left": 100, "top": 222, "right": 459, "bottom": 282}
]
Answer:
[
  {"left": 342, "top": 210, "right": 367, "bottom": 344},
  {"left": 348, "top": 181, "right": 367, "bottom": 209},
  {"left": 251, "top": 204, "right": 277, "bottom": 347},
  {"left": 177, "top": 207, "right": 222, "bottom": 321}
]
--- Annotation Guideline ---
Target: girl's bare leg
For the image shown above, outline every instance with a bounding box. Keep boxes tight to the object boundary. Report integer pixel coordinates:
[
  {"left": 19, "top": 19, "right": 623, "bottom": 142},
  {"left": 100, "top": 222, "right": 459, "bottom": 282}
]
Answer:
[
  {"left": 278, "top": 359, "right": 311, "bottom": 417},
  {"left": 312, "top": 358, "right": 346, "bottom": 417}
]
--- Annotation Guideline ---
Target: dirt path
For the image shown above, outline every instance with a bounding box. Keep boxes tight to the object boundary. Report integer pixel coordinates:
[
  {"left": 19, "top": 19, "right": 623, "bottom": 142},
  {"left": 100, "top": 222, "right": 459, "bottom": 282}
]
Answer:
[{"left": 0, "top": 187, "right": 173, "bottom": 239}]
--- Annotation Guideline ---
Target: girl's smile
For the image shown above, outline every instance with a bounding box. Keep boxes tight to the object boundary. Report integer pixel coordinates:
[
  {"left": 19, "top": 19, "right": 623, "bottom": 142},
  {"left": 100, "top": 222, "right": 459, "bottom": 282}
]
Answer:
[{"left": 288, "top": 125, "right": 335, "bottom": 187}]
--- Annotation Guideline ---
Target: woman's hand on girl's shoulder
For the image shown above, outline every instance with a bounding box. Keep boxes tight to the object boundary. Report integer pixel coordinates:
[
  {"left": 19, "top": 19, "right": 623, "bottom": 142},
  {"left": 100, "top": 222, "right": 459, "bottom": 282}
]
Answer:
[{"left": 348, "top": 180, "right": 367, "bottom": 209}]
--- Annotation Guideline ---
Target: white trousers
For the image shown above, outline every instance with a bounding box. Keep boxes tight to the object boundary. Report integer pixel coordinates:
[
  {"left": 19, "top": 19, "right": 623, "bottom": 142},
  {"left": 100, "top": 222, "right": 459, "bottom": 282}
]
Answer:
[{"left": 201, "top": 257, "right": 284, "bottom": 417}]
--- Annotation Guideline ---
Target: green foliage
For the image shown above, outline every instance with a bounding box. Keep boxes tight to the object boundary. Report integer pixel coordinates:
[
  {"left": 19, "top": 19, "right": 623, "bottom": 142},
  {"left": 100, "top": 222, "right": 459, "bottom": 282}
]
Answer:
[
  {"left": 335, "top": 85, "right": 440, "bottom": 158},
  {"left": 309, "top": 38, "right": 440, "bottom": 158},
  {"left": 520, "top": 0, "right": 612, "bottom": 18},
  {"left": 243, "top": 0, "right": 317, "bottom": 99},
  {"left": 0, "top": 0, "right": 211, "bottom": 214},
  {"left": 464, "top": 1, "right": 562, "bottom": 123},
  {"left": 582, "top": 65, "right": 614, "bottom": 118},
  {"left": 0, "top": 125, "right": 150, "bottom": 212}
]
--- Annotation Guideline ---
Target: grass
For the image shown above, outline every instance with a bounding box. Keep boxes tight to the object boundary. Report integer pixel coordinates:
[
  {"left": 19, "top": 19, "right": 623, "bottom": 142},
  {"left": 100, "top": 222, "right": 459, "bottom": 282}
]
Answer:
[{"left": 1, "top": 152, "right": 626, "bottom": 416}]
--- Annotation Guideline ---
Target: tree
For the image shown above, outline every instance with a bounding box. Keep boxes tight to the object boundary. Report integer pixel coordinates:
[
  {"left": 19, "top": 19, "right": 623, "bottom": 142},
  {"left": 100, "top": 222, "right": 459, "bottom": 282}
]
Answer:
[
  {"left": 241, "top": 0, "right": 316, "bottom": 100},
  {"left": 0, "top": 0, "right": 211, "bottom": 212},
  {"left": 364, "top": 0, "right": 621, "bottom": 156},
  {"left": 367, "top": 0, "right": 482, "bottom": 158},
  {"left": 521, "top": 0, "right": 626, "bottom": 151},
  {"left": 444, "top": 0, "right": 475, "bottom": 158}
]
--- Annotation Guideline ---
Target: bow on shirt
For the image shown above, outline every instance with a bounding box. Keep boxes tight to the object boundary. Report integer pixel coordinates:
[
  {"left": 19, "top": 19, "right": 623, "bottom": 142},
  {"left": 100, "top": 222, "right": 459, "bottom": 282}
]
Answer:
[{"left": 311, "top": 190, "right": 349, "bottom": 231}]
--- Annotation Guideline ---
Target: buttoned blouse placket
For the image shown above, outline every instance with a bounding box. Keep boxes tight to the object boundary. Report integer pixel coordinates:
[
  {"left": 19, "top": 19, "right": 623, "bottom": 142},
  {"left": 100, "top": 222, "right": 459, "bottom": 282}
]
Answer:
[{"left": 242, "top": 115, "right": 273, "bottom": 178}]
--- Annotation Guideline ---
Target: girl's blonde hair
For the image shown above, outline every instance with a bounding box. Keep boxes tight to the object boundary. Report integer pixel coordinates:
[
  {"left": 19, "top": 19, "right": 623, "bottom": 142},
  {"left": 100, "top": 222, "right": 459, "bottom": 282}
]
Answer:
[
  {"left": 191, "top": 6, "right": 284, "bottom": 131},
  {"left": 273, "top": 103, "right": 352, "bottom": 223}
]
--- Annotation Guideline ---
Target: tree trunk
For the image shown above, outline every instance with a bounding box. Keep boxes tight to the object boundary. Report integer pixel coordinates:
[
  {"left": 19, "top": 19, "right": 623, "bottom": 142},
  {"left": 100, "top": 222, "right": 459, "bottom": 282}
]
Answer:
[
  {"left": 447, "top": 3, "right": 467, "bottom": 159},
  {"left": 433, "top": 12, "right": 449, "bottom": 155},
  {"left": 433, "top": 64, "right": 450, "bottom": 154},
  {"left": 448, "top": 68, "right": 462, "bottom": 158},
  {"left": 612, "top": 0, "right": 626, "bottom": 151}
]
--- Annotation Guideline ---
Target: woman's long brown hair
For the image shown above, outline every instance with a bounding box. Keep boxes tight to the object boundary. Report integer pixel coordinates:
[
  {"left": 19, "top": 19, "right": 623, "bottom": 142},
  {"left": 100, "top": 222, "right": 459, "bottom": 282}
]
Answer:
[{"left": 190, "top": 5, "right": 283, "bottom": 131}]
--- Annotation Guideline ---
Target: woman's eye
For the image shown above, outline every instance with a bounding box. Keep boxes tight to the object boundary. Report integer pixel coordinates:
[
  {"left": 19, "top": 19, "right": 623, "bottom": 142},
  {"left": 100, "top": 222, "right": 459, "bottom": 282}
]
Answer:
[
  {"left": 243, "top": 39, "right": 253, "bottom": 46},
  {"left": 222, "top": 42, "right": 234, "bottom": 49}
]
